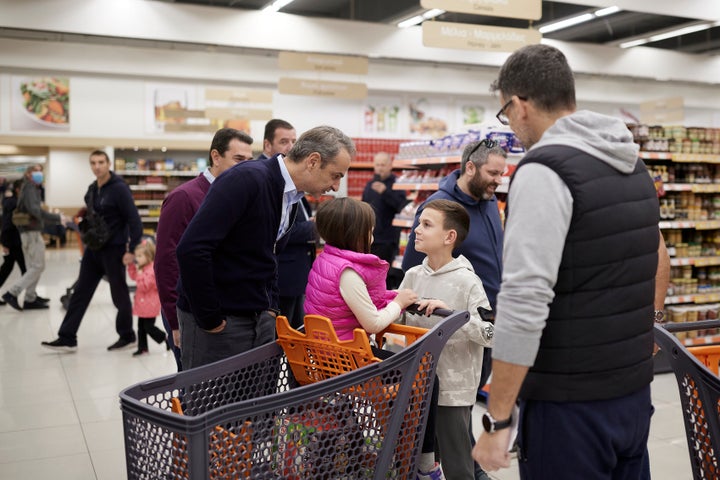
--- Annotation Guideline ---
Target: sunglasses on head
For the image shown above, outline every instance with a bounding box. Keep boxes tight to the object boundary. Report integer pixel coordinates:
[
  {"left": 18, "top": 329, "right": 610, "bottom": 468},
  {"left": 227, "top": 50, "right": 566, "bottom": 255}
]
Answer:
[{"left": 467, "top": 139, "right": 498, "bottom": 159}]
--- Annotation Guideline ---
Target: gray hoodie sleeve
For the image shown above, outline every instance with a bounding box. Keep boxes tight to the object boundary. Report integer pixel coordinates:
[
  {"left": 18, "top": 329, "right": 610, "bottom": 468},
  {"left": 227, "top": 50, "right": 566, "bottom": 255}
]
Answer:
[{"left": 492, "top": 163, "right": 573, "bottom": 366}]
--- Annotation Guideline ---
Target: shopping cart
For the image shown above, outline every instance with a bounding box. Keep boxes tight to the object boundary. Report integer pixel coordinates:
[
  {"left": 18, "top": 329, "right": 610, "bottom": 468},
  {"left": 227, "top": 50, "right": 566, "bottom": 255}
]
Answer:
[
  {"left": 119, "top": 309, "right": 468, "bottom": 479},
  {"left": 654, "top": 320, "right": 720, "bottom": 479}
]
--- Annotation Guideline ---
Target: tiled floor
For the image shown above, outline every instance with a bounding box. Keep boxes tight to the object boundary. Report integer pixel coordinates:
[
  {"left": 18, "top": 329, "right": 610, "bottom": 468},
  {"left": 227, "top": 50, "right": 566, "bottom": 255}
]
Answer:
[{"left": 0, "top": 248, "right": 693, "bottom": 479}]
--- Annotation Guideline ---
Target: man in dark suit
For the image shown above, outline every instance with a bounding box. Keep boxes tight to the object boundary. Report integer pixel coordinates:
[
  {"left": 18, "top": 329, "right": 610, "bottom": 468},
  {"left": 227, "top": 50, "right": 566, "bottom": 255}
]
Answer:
[{"left": 257, "top": 119, "right": 316, "bottom": 329}]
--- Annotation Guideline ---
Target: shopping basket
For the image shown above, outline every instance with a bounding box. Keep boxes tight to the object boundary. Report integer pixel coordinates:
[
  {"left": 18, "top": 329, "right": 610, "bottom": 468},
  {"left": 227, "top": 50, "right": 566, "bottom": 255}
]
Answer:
[
  {"left": 119, "top": 308, "right": 468, "bottom": 479},
  {"left": 654, "top": 320, "right": 720, "bottom": 479}
]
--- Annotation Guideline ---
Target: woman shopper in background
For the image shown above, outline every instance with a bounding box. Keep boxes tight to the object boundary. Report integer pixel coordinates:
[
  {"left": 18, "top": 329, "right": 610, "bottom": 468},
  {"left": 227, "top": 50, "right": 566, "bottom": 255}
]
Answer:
[{"left": 0, "top": 180, "right": 27, "bottom": 304}]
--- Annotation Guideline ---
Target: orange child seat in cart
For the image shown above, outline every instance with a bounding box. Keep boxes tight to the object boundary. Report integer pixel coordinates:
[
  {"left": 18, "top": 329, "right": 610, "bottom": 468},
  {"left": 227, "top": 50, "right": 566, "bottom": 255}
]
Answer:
[
  {"left": 275, "top": 314, "right": 429, "bottom": 385},
  {"left": 276, "top": 314, "right": 430, "bottom": 427}
]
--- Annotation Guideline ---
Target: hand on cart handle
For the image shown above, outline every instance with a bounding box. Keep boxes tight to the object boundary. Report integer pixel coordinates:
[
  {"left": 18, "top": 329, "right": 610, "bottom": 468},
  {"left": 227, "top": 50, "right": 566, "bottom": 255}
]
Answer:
[
  {"left": 415, "top": 298, "right": 450, "bottom": 316},
  {"left": 406, "top": 303, "right": 454, "bottom": 318}
]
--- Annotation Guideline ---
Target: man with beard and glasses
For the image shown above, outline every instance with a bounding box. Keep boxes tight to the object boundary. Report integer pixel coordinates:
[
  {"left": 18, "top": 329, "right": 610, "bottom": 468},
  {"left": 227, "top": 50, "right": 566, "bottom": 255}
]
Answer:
[{"left": 402, "top": 138, "right": 506, "bottom": 480}]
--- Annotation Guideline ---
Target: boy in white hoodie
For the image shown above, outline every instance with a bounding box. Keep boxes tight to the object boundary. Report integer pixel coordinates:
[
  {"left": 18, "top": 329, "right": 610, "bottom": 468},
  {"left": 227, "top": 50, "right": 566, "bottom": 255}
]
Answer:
[{"left": 399, "top": 198, "right": 495, "bottom": 480}]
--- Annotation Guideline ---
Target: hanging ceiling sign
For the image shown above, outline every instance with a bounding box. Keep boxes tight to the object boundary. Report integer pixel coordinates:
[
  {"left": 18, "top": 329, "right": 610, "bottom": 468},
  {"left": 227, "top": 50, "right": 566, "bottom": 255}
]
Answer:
[
  {"left": 423, "top": 21, "right": 541, "bottom": 52},
  {"left": 278, "top": 78, "right": 368, "bottom": 100},
  {"left": 640, "top": 97, "right": 685, "bottom": 124},
  {"left": 279, "top": 52, "right": 369, "bottom": 75},
  {"left": 421, "top": 0, "right": 542, "bottom": 21},
  {"left": 204, "top": 88, "right": 273, "bottom": 103}
]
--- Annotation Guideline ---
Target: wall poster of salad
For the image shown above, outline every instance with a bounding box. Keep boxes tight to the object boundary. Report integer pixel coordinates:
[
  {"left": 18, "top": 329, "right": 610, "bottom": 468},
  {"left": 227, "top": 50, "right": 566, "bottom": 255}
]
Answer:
[{"left": 11, "top": 76, "right": 70, "bottom": 131}]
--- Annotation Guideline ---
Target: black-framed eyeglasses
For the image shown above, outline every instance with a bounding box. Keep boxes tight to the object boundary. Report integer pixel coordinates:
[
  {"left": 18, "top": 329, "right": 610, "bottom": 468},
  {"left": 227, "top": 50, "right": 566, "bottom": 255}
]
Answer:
[{"left": 496, "top": 96, "right": 526, "bottom": 126}]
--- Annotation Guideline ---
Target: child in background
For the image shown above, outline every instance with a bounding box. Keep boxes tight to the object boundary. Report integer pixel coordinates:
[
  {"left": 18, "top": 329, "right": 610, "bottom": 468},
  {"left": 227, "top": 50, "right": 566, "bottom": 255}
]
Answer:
[
  {"left": 127, "top": 241, "right": 165, "bottom": 356},
  {"left": 399, "top": 199, "right": 495, "bottom": 480},
  {"left": 304, "top": 197, "right": 444, "bottom": 480}
]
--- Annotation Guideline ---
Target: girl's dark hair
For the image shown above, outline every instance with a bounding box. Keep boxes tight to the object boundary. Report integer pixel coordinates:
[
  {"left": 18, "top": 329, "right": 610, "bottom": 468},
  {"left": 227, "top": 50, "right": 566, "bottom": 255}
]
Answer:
[{"left": 315, "top": 197, "right": 375, "bottom": 253}]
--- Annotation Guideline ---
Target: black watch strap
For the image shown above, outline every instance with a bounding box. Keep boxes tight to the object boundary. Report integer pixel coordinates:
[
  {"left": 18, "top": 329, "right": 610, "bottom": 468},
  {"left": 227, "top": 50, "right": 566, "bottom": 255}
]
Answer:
[{"left": 482, "top": 411, "right": 512, "bottom": 433}]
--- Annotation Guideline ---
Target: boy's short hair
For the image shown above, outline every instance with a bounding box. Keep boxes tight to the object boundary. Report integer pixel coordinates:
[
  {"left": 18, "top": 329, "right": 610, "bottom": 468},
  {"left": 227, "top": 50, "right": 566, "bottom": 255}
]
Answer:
[
  {"left": 315, "top": 197, "right": 375, "bottom": 253},
  {"left": 423, "top": 199, "right": 470, "bottom": 246}
]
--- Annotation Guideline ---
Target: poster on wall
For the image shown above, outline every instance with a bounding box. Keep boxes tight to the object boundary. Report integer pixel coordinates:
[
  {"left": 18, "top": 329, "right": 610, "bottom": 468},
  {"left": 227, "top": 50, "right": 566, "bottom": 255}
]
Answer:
[
  {"left": 146, "top": 83, "right": 273, "bottom": 136},
  {"left": 408, "top": 97, "right": 450, "bottom": 138},
  {"left": 146, "top": 83, "right": 203, "bottom": 134},
  {"left": 362, "top": 97, "right": 403, "bottom": 136},
  {"left": 458, "top": 104, "right": 486, "bottom": 128},
  {"left": 11, "top": 76, "right": 70, "bottom": 131}
]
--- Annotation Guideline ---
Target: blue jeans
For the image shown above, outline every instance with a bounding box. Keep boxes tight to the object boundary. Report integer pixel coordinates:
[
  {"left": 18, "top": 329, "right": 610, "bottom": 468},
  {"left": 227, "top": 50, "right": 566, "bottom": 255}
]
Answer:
[{"left": 518, "top": 385, "right": 653, "bottom": 480}]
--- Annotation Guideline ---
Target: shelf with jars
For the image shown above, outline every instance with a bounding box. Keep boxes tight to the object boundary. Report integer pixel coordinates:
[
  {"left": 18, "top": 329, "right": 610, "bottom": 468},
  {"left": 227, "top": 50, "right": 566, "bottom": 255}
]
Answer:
[
  {"left": 636, "top": 124, "right": 720, "bottom": 345},
  {"left": 114, "top": 148, "right": 207, "bottom": 233}
]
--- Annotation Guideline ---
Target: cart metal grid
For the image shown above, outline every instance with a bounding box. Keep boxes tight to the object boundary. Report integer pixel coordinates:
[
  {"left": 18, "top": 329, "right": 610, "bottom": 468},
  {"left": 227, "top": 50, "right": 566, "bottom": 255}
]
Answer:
[
  {"left": 654, "top": 320, "right": 720, "bottom": 480},
  {"left": 119, "top": 310, "right": 468, "bottom": 479}
]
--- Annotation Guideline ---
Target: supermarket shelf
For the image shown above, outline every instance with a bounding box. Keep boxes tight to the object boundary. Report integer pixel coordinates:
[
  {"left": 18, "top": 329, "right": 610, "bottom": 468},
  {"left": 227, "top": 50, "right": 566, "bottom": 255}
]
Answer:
[
  {"left": 665, "top": 293, "right": 720, "bottom": 305},
  {"left": 673, "top": 154, "right": 720, "bottom": 163},
  {"left": 392, "top": 218, "right": 415, "bottom": 228},
  {"left": 117, "top": 169, "right": 199, "bottom": 177},
  {"left": 639, "top": 152, "right": 720, "bottom": 163},
  {"left": 393, "top": 183, "right": 440, "bottom": 191},
  {"left": 682, "top": 334, "right": 720, "bottom": 346},
  {"left": 134, "top": 199, "right": 164, "bottom": 206},
  {"left": 393, "top": 152, "right": 523, "bottom": 168},
  {"left": 349, "top": 162, "right": 374, "bottom": 169},
  {"left": 129, "top": 184, "right": 168, "bottom": 191},
  {"left": 393, "top": 156, "right": 461, "bottom": 168},
  {"left": 670, "top": 256, "right": 720, "bottom": 267},
  {"left": 659, "top": 220, "right": 720, "bottom": 230},
  {"left": 664, "top": 183, "right": 720, "bottom": 192},
  {"left": 639, "top": 151, "right": 673, "bottom": 160}
]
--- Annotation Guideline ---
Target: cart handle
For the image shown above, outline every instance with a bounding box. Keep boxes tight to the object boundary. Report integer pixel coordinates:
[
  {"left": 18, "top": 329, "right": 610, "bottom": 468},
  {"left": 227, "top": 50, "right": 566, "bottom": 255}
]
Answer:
[
  {"left": 405, "top": 304, "right": 454, "bottom": 318},
  {"left": 660, "top": 319, "right": 720, "bottom": 333}
]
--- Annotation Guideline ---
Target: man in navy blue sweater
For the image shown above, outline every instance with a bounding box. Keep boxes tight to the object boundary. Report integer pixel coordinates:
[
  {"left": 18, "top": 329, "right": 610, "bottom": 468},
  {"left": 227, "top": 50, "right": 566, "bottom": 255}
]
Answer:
[{"left": 176, "top": 125, "right": 354, "bottom": 369}]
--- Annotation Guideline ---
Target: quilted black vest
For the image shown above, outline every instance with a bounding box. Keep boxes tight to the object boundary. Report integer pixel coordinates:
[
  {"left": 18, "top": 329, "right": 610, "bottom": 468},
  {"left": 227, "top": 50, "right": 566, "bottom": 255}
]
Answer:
[{"left": 509, "top": 145, "right": 659, "bottom": 402}]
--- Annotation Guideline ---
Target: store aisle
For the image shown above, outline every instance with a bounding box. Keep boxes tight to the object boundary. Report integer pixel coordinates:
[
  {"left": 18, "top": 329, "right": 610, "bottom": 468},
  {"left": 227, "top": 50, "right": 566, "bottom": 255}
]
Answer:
[{"left": 0, "top": 248, "right": 693, "bottom": 479}]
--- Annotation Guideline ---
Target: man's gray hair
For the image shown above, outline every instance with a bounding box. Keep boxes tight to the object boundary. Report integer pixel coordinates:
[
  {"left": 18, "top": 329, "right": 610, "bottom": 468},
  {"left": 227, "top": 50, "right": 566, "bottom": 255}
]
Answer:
[
  {"left": 287, "top": 125, "right": 356, "bottom": 167},
  {"left": 460, "top": 141, "right": 507, "bottom": 174}
]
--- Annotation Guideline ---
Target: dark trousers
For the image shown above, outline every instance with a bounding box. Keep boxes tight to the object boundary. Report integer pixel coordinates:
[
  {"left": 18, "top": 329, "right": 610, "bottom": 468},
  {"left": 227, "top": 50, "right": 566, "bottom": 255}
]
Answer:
[
  {"left": 370, "top": 242, "right": 403, "bottom": 289},
  {"left": 58, "top": 245, "right": 135, "bottom": 343},
  {"left": 518, "top": 386, "right": 653, "bottom": 480},
  {"left": 0, "top": 243, "right": 26, "bottom": 288},
  {"left": 137, "top": 316, "right": 166, "bottom": 350},
  {"left": 279, "top": 294, "right": 305, "bottom": 330},
  {"left": 161, "top": 311, "right": 183, "bottom": 371},
  {"left": 179, "top": 308, "right": 275, "bottom": 369}
]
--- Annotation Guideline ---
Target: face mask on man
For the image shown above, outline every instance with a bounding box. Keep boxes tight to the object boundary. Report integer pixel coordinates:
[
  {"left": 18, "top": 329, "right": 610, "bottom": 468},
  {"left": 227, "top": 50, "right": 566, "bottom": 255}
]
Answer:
[{"left": 31, "top": 171, "right": 44, "bottom": 184}]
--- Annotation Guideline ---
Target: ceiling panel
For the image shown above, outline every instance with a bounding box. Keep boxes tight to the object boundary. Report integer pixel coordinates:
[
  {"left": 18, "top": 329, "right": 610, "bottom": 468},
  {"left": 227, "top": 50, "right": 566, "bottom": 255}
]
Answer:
[{"left": 167, "top": 0, "right": 720, "bottom": 55}]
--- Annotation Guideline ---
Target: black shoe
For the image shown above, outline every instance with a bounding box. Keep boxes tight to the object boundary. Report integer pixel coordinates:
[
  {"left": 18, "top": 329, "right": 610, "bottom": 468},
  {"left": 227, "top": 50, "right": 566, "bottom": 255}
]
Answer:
[
  {"left": 23, "top": 299, "right": 50, "bottom": 310},
  {"left": 132, "top": 349, "right": 148, "bottom": 356},
  {"left": 36, "top": 296, "right": 50, "bottom": 304},
  {"left": 41, "top": 338, "right": 77, "bottom": 353},
  {"left": 2, "top": 292, "right": 22, "bottom": 311},
  {"left": 107, "top": 337, "right": 136, "bottom": 351},
  {"left": 0, "top": 298, "right": 5, "bottom": 306}
]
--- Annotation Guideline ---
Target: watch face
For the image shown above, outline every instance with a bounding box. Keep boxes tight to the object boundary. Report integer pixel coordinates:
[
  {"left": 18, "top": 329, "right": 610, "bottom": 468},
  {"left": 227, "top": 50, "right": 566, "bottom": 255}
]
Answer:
[{"left": 482, "top": 412, "right": 493, "bottom": 433}]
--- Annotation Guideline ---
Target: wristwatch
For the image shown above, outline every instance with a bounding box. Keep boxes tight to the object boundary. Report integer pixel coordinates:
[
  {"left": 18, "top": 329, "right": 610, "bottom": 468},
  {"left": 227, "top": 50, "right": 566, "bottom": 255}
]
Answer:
[
  {"left": 654, "top": 310, "right": 665, "bottom": 323},
  {"left": 482, "top": 411, "right": 512, "bottom": 433}
]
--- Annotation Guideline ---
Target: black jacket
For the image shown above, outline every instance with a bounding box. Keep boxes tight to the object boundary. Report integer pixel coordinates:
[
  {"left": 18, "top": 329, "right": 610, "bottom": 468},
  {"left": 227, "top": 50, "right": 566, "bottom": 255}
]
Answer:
[{"left": 85, "top": 172, "right": 142, "bottom": 252}]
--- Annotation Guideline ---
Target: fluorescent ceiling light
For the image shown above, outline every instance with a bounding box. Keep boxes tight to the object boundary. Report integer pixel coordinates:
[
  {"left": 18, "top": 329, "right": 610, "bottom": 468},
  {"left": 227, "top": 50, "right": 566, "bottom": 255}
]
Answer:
[
  {"left": 539, "top": 13, "right": 594, "bottom": 33},
  {"left": 397, "top": 8, "right": 445, "bottom": 28},
  {"left": 648, "top": 23, "right": 713, "bottom": 42},
  {"left": 539, "top": 6, "right": 621, "bottom": 34},
  {"left": 595, "top": 6, "right": 621, "bottom": 17},
  {"left": 262, "top": 0, "right": 294, "bottom": 12},
  {"left": 619, "top": 20, "right": 719, "bottom": 48},
  {"left": 619, "top": 38, "right": 649, "bottom": 48}
]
